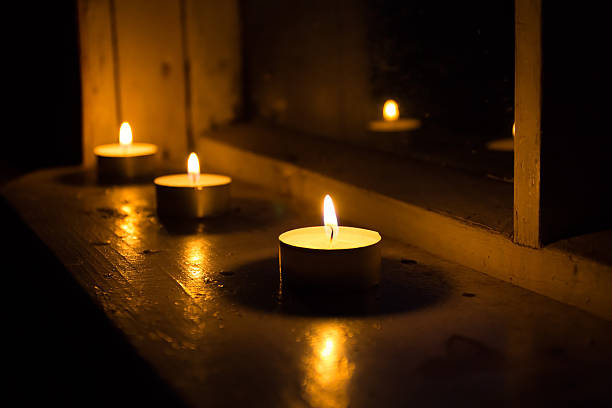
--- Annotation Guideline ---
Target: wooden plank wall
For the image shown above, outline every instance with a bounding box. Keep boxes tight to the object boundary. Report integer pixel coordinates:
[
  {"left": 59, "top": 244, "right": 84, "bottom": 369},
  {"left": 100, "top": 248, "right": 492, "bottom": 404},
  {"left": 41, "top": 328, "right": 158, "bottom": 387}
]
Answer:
[
  {"left": 113, "top": 0, "right": 187, "bottom": 166},
  {"left": 78, "top": 0, "right": 241, "bottom": 170},
  {"left": 185, "top": 1, "right": 241, "bottom": 148},
  {"left": 241, "top": 0, "right": 371, "bottom": 146}
]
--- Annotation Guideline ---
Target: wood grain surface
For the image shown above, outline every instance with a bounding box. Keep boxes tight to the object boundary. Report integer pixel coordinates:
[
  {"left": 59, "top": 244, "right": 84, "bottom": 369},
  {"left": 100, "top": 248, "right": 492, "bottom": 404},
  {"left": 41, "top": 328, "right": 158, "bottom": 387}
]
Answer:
[
  {"left": 198, "top": 126, "right": 612, "bottom": 321},
  {"left": 3, "top": 167, "right": 612, "bottom": 407}
]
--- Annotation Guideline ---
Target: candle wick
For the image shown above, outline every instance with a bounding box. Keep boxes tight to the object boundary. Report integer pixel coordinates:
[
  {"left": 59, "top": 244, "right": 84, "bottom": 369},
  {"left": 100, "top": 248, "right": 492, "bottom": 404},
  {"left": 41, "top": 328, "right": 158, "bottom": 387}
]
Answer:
[{"left": 330, "top": 228, "right": 334, "bottom": 242}]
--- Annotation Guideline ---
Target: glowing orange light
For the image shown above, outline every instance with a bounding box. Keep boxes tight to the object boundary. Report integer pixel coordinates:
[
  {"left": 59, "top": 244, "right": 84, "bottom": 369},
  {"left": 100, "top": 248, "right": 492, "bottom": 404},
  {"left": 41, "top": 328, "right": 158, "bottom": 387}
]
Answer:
[
  {"left": 303, "top": 324, "right": 354, "bottom": 408},
  {"left": 187, "top": 152, "right": 200, "bottom": 184},
  {"left": 383, "top": 99, "right": 399, "bottom": 121},
  {"left": 320, "top": 338, "right": 334, "bottom": 358},
  {"left": 119, "top": 122, "right": 133, "bottom": 146},
  {"left": 512, "top": 122, "right": 516, "bottom": 137},
  {"left": 324, "top": 194, "right": 339, "bottom": 242}
]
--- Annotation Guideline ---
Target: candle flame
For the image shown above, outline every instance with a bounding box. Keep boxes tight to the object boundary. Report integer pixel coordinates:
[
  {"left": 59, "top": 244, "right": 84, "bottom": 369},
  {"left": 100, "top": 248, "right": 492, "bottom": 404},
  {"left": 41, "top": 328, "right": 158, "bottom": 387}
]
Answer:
[
  {"left": 323, "top": 194, "right": 339, "bottom": 243},
  {"left": 119, "top": 122, "right": 133, "bottom": 146},
  {"left": 383, "top": 99, "right": 399, "bottom": 121},
  {"left": 187, "top": 152, "right": 200, "bottom": 183},
  {"left": 512, "top": 122, "right": 515, "bottom": 138}
]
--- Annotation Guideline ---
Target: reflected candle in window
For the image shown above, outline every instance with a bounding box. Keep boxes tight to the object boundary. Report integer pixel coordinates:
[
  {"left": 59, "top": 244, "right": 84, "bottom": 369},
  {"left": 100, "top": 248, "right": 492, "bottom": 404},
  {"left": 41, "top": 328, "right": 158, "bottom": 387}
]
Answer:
[
  {"left": 154, "top": 152, "right": 231, "bottom": 218},
  {"left": 279, "top": 195, "right": 381, "bottom": 290},
  {"left": 94, "top": 122, "right": 158, "bottom": 181},
  {"left": 368, "top": 99, "right": 421, "bottom": 132}
]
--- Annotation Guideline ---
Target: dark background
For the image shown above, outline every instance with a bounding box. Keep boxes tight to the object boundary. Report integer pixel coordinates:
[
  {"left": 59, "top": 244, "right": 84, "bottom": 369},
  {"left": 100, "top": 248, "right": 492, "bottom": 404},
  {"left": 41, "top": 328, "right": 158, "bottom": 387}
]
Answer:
[
  {"left": 3, "top": 2, "right": 183, "bottom": 405},
  {"left": 540, "top": 3, "right": 612, "bottom": 241},
  {"left": 241, "top": 0, "right": 516, "bottom": 179},
  {"left": 2, "top": 1, "right": 82, "bottom": 181},
  {"left": 367, "top": 0, "right": 514, "bottom": 140}
]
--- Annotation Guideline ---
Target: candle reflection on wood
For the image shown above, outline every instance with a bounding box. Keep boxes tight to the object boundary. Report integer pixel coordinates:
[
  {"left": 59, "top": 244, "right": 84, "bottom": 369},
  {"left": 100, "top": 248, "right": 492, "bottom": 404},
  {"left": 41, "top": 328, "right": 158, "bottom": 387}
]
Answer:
[{"left": 302, "top": 324, "right": 354, "bottom": 408}]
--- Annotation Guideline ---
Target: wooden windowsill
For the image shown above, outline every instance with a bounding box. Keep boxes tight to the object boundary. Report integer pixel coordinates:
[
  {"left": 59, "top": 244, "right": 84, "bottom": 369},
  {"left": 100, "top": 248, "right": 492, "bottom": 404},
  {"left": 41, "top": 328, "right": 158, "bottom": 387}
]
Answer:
[
  {"left": 3, "top": 167, "right": 612, "bottom": 406},
  {"left": 197, "top": 124, "right": 612, "bottom": 320},
  {"left": 201, "top": 124, "right": 514, "bottom": 235}
]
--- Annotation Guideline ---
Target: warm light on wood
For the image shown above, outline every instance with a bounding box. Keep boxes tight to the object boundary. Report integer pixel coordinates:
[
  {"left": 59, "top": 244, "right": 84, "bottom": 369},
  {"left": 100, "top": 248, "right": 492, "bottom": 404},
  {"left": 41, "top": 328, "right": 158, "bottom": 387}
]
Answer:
[
  {"left": 303, "top": 325, "right": 353, "bottom": 408},
  {"left": 320, "top": 338, "right": 334, "bottom": 358}
]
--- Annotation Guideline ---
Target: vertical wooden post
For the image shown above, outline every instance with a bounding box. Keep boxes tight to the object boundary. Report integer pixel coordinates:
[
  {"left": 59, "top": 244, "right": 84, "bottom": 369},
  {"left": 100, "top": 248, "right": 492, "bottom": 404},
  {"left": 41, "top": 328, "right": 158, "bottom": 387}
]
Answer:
[
  {"left": 514, "top": 0, "right": 542, "bottom": 248},
  {"left": 78, "top": 0, "right": 118, "bottom": 168}
]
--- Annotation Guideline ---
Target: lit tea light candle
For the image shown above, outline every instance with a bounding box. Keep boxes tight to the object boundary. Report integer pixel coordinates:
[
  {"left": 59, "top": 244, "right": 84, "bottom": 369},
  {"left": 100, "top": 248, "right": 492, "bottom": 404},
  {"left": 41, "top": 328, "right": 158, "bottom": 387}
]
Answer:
[
  {"left": 279, "top": 195, "right": 381, "bottom": 290},
  {"left": 154, "top": 152, "right": 231, "bottom": 218},
  {"left": 368, "top": 99, "right": 421, "bottom": 132},
  {"left": 94, "top": 122, "right": 158, "bottom": 181}
]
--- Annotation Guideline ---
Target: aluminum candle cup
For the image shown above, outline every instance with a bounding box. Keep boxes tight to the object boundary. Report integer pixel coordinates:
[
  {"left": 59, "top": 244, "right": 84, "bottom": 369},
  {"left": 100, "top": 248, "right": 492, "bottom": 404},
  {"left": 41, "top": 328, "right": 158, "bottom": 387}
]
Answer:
[
  {"left": 94, "top": 123, "right": 157, "bottom": 182},
  {"left": 154, "top": 174, "right": 231, "bottom": 218},
  {"left": 368, "top": 118, "right": 421, "bottom": 132},
  {"left": 279, "top": 226, "right": 381, "bottom": 291},
  {"left": 94, "top": 143, "right": 158, "bottom": 182}
]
